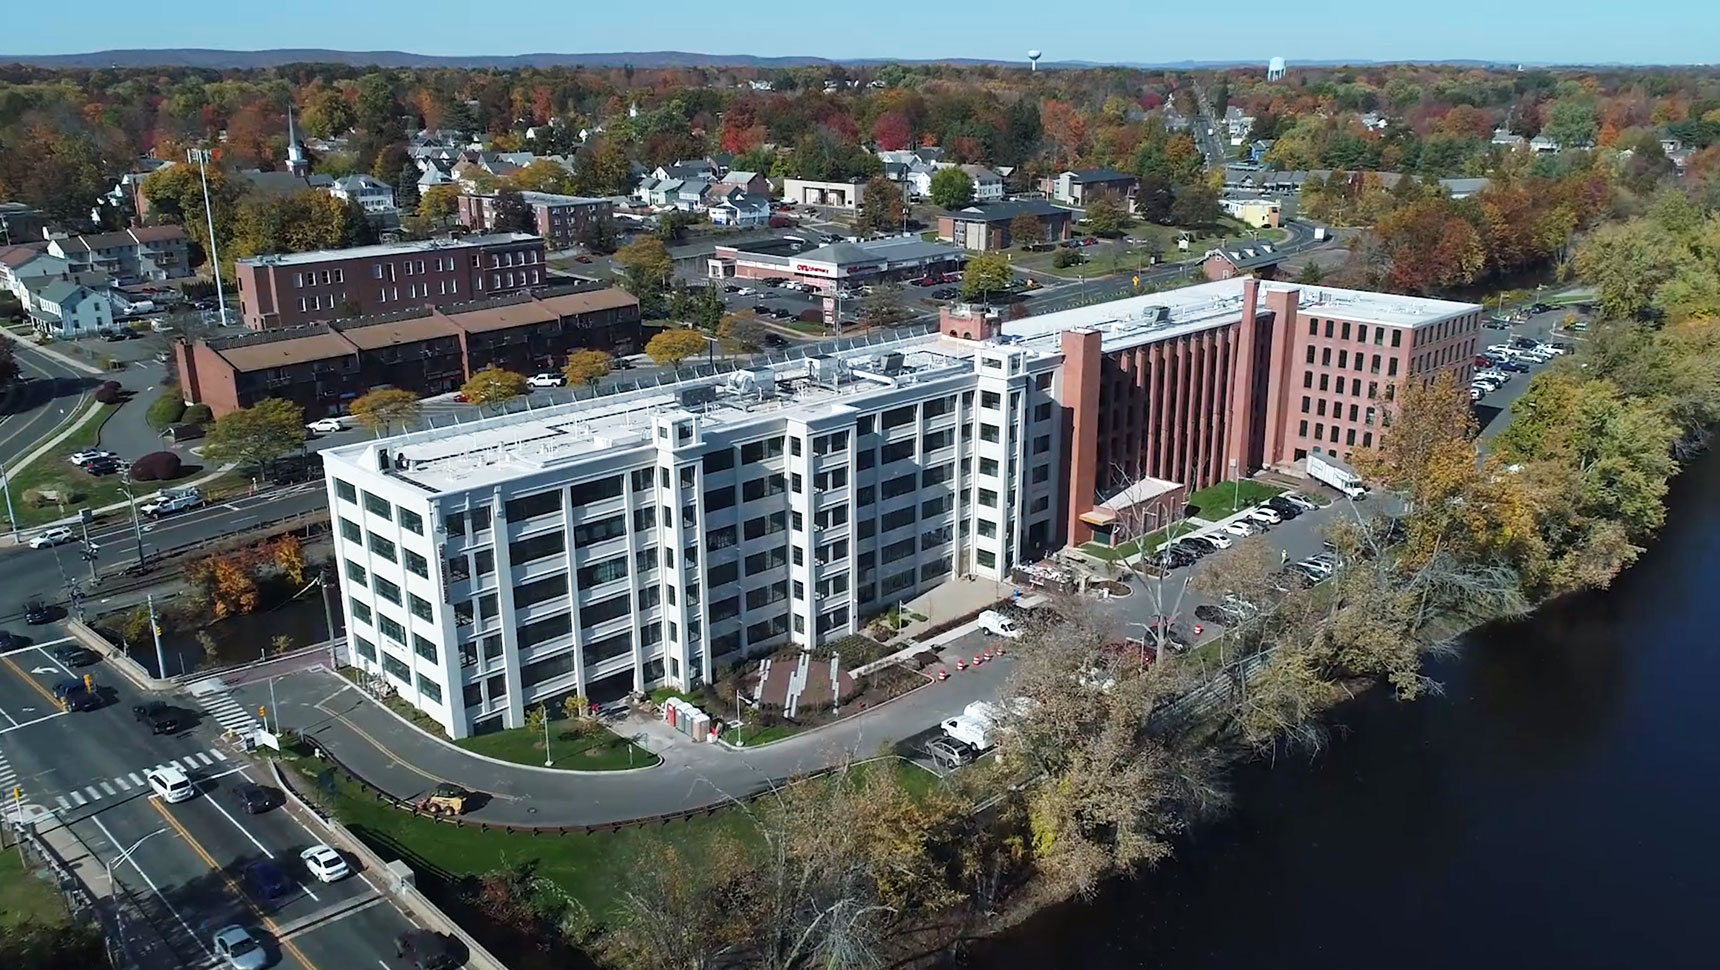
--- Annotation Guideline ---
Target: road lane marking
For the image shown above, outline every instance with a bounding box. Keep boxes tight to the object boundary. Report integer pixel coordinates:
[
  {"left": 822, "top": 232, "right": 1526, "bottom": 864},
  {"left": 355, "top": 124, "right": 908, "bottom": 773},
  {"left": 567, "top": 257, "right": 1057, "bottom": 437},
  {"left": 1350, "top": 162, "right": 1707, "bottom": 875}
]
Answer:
[
  {"left": 203, "top": 790, "right": 278, "bottom": 860},
  {"left": 35, "top": 646, "right": 74, "bottom": 677},
  {"left": 128, "top": 772, "right": 144, "bottom": 786},
  {"left": 148, "top": 796, "right": 323, "bottom": 970},
  {"left": 195, "top": 752, "right": 213, "bottom": 766},
  {"left": 0, "top": 655, "right": 65, "bottom": 708},
  {"left": 55, "top": 795, "right": 69, "bottom": 810},
  {"left": 88, "top": 811, "right": 212, "bottom": 958},
  {"left": 114, "top": 776, "right": 131, "bottom": 790},
  {"left": 211, "top": 749, "right": 228, "bottom": 761},
  {"left": 0, "top": 706, "right": 15, "bottom": 727},
  {"left": 100, "top": 781, "right": 116, "bottom": 795},
  {"left": 84, "top": 786, "right": 102, "bottom": 801},
  {"left": 69, "top": 790, "right": 86, "bottom": 805}
]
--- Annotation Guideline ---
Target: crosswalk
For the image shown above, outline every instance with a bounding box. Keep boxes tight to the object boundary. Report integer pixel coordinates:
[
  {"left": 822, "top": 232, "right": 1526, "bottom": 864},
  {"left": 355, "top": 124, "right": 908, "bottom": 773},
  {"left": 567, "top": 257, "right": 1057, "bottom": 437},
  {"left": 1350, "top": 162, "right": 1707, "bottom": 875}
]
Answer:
[
  {"left": 0, "top": 742, "right": 17, "bottom": 797},
  {"left": 187, "top": 677, "right": 261, "bottom": 737},
  {"left": 49, "top": 748, "right": 229, "bottom": 812}
]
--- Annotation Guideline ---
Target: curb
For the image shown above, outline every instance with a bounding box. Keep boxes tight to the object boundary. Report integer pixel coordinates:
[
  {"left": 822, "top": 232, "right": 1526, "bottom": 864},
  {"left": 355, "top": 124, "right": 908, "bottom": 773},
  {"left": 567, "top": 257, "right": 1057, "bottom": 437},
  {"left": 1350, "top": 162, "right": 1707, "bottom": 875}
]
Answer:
[
  {"left": 0, "top": 328, "right": 107, "bottom": 376},
  {"left": 333, "top": 674, "right": 665, "bottom": 777}
]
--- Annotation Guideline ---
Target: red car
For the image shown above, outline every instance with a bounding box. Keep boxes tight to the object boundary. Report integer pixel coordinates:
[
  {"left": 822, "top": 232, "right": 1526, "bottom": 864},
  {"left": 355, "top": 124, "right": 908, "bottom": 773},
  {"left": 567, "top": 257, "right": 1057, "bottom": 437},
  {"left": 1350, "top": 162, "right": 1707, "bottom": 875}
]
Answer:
[
  {"left": 575, "top": 255, "right": 593, "bottom": 263},
  {"left": 1081, "top": 237, "right": 1098, "bottom": 246},
  {"left": 1473, "top": 354, "right": 1491, "bottom": 367},
  {"left": 452, "top": 393, "right": 469, "bottom": 403}
]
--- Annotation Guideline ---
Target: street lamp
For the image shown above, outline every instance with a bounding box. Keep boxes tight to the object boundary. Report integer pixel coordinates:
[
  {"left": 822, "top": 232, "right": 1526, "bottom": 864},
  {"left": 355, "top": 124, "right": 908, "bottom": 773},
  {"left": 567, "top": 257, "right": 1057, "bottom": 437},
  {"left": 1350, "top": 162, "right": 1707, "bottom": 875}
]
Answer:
[
  {"left": 117, "top": 472, "right": 147, "bottom": 571},
  {"left": 0, "top": 462, "right": 17, "bottom": 543},
  {"left": 107, "top": 828, "right": 167, "bottom": 892},
  {"left": 186, "top": 148, "right": 229, "bottom": 328}
]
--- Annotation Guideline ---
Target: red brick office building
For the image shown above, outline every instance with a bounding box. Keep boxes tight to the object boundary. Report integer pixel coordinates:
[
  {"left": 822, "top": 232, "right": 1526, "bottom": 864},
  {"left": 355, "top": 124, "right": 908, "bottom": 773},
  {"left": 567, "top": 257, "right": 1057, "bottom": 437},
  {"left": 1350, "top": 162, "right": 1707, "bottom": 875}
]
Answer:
[
  {"left": 233, "top": 233, "right": 548, "bottom": 330},
  {"left": 996, "top": 277, "right": 1481, "bottom": 544}
]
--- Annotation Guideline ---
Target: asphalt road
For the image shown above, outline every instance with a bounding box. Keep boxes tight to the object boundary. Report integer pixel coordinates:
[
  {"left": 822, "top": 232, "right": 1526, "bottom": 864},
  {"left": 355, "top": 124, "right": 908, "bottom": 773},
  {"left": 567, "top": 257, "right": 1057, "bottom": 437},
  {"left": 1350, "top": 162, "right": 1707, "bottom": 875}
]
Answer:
[
  {"left": 0, "top": 637, "right": 416, "bottom": 970},
  {"left": 0, "top": 339, "right": 101, "bottom": 469}
]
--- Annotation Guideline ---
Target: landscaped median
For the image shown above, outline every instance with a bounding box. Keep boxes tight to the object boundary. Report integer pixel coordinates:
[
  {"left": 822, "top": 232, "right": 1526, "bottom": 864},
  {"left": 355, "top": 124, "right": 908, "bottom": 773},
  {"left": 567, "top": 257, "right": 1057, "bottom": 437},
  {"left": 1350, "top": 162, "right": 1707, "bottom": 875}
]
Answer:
[{"left": 1, "top": 399, "right": 118, "bottom": 529}]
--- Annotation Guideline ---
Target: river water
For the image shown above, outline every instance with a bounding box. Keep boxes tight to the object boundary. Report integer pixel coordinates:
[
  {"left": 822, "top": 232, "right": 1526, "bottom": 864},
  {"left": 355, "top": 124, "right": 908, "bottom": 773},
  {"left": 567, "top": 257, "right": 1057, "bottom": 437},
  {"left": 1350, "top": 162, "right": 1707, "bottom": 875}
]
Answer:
[{"left": 967, "top": 447, "right": 1720, "bottom": 970}]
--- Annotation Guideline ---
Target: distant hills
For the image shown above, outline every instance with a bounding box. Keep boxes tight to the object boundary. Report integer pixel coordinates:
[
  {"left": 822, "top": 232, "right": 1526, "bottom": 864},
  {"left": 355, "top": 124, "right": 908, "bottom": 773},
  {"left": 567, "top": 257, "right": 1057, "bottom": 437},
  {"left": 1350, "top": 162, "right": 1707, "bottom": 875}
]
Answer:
[{"left": 0, "top": 48, "right": 1533, "bottom": 71}]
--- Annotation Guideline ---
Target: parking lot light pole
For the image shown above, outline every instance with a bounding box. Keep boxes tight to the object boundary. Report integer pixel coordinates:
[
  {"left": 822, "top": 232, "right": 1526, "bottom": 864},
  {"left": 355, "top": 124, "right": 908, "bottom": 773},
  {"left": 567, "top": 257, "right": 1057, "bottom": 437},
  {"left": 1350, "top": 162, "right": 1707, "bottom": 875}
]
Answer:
[
  {"left": 187, "top": 148, "right": 229, "bottom": 328},
  {"left": 119, "top": 473, "right": 147, "bottom": 569}
]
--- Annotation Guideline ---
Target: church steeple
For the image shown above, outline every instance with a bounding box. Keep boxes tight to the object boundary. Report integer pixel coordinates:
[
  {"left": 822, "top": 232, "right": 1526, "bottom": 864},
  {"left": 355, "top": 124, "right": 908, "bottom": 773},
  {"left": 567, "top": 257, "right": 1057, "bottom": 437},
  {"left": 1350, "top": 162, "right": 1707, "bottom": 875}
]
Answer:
[{"left": 286, "top": 103, "right": 309, "bottom": 177}]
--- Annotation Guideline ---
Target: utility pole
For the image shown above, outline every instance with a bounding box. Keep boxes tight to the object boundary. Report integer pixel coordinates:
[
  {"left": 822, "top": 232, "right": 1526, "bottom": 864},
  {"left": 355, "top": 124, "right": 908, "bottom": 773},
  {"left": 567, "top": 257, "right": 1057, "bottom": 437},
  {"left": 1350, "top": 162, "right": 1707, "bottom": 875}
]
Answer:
[
  {"left": 187, "top": 148, "right": 229, "bottom": 328},
  {"left": 77, "top": 511, "right": 98, "bottom": 584},
  {"left": 146, "top": 595, "right": 167, "bottom": 681},
  {"left": 0, "top": 464, "right": 17, "bottom": 544},
  {"left": 119, "top": 474, "right": 146, "bottom": 570},
  {"left": 318, "top": 569, "right": 339, "bottom": 668}
]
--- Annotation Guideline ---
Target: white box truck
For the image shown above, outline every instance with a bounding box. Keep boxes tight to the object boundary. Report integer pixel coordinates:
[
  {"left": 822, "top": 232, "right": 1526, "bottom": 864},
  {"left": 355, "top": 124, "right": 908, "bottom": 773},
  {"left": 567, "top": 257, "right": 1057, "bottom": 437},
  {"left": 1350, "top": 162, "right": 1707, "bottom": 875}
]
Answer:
[
  {"left": 1308, "top": 453, "right": 1366, "bottom": 499},
  {"left": 941, "top": 701, "right": 1003, "bottom": 751}
]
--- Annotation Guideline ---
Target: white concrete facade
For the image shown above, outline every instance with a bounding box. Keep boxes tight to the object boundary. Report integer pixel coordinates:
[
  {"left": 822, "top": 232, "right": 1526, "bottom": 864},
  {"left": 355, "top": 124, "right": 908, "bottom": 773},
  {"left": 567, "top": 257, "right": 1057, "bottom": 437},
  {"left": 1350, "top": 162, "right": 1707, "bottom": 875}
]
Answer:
[{"left": 322, "top": 339, "right": 1063, "bottom": 738}]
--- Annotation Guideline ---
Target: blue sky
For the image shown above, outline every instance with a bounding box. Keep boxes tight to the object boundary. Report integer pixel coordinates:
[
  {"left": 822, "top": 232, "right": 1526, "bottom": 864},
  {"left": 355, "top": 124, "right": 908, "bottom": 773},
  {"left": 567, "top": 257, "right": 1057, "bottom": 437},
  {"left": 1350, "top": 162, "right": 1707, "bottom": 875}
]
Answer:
[{"left": 6, "top": 0, "right": 1715, "bottom": 65}]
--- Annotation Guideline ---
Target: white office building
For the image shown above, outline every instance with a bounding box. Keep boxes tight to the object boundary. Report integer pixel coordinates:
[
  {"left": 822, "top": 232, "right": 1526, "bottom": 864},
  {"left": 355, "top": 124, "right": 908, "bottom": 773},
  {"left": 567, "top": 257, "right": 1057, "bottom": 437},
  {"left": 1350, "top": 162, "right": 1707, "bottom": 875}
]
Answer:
[{"left": 321, "top": 334, "right": 1065, "bottom": 738}]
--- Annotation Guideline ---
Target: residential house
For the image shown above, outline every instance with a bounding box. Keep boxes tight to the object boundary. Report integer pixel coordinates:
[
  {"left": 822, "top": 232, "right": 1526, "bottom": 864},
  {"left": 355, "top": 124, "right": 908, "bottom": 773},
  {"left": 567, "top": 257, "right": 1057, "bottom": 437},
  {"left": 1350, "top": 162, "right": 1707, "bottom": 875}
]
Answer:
[
  {"left": 1224, "top": 106, "right": 1256, "bottom": 146},
  {"left": 0, "top": 245, "right": 66, "bottom": 303},
  {"left": 937, "top": 200, "right": 1073, "bottom": 251},
  {"left": 877, "top": 149, "right": 950, "bottom": 198},
  {"left": 1202, "top": 244, "right": 1284, "bottom": 282},
  {"left": 417, "top": 162, "right": 456, "bottom": 195},
  {"left": 674, "top": 179, "right": 716, "bottom": 212},
  {"left": 1491, "top": 128, "right": 1527, "bottom": 149},
  {"left": 1218, "top": 198, "right": 1282, "bottom": 229},
  {"left": 46, "top": 226, "right": 190, "bottom": 282},
  {"left": 0, "top": 203, "right": 45, "bottom": 246},
  {"left": 960, "top": 165, "right": 1005, "bottom": 202},
  {"left": 1248, "top": 139, "right": 1276, "bottom": 163},
  {"left": 1529, "top": 135, "right": 1561, "bottom": 154},
  {"left": 328, "top": 175, "right": 397, "bottom": 213},
  {"left": 1044, "top": 169, "right": 1137, "bottom": 207},
  {"left": 27, "top": 277, "right": 113, "bottom": 336},
  {"left": 1359, "top": 112, "right": 1390, "bottom": 132},
  {"left": 653, "top": 160, "right": 717, "bottom": 182},
  {"left": 710, "top": 195, "right": 771, "bottom": 227},
  {"left": 719, "top": 170, "right": 770, "bottom": 198},
  {"left": 641, "top": 178, "right": 680, "bottom": 208}
]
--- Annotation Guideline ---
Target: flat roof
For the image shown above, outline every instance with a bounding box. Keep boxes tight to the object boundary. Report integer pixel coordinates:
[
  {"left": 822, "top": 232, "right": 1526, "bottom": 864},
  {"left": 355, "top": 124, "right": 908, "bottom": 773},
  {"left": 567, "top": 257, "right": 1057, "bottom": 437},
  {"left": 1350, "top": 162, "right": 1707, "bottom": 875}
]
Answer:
[
  {"left": 326, "top": 331, "right": 1018, "bottom": 495},
  {"left": 796, "top": 235, "right": 962, "bottom": 267},
  {"left": 237, "top": 233, "right": 540, "bottom": 268}
]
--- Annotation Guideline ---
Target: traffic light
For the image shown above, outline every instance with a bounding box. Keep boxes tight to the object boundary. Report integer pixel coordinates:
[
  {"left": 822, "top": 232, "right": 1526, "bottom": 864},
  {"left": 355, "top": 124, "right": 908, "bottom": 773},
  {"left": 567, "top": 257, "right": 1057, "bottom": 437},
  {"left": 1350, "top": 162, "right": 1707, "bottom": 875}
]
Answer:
[
  {"left": 10, "top": 786, "right": 19, "bottom": 801},
  {"left": 258, "top": 706, "right": 267, "bottom": 720},
  {"left": 83, "top": 673, "right": 93, "bottom": 690}
]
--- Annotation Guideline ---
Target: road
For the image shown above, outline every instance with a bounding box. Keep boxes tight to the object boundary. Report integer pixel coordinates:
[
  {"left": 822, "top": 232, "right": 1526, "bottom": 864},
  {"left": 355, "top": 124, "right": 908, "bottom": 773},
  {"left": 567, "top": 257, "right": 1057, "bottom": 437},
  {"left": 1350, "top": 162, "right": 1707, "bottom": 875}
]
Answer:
[
  {"left": 0, "top": 635, "right": 417, "bottom": 970},
  {"left": 0, "top": 338, "right": 100, "bottom": 470},
  {"left": 1186, "top": 81, "right": 1230, "bottom": 169},
  {"left": 0, "top": 481, "right": 328, "bottom": 622}
]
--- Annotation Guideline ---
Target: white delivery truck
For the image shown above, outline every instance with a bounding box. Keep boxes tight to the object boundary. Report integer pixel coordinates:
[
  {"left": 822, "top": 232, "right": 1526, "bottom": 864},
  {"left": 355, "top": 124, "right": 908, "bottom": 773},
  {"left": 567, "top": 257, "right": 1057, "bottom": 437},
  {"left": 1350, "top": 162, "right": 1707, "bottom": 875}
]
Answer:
[
  {"left": 976, "top": 610, "right": 1022, "bottom": 639},
  {"left": 941, "top": 701, "right": 1003, "bottom": 752},
  {"left": 1308, "top": 453, "right": 1366, "bottom": 499}
]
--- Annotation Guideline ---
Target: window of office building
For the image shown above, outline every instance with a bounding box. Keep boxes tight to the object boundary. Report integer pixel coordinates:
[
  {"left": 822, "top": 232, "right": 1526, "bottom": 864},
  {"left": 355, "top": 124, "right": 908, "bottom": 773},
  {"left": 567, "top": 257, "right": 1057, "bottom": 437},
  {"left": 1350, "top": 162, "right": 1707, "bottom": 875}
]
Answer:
[
  {"left": 374, "top": 576, "right": 402, "bottom": 605},
  {"left": 340, "top": 517, "right": 361, "bottom": 543},
  {"left": 345, "top": 559, "right": 367, "bottom": 587},
  {"left": 518, "top": 612, "right": 571, "bottom": 650},
  {"left": 354, "top": 635, "right": 376, "bottom": 662},
  {"left": 363, "top": 491, "right": 392, "bottom": 520},
  {"left": 380, "top": 651, "right": 410, "bottom": 682},
  {"left": 703, "top": 449, "right": 735, "bottom": 473},
  {"left": 403, "top": 548, "right": 428, "bottom": 579},
  {"left": 413, "top": 633, "right": 437, "bottom": 663},
  {"left": 506, "top": 489, "right": 562, "bottom": 521},
  {"left": 350, "top": 597, "right": 372, "bottom": 625},
  {"left": 510, "top": 530, "right": 565, "bottom": 564},
  {"left": 515, "top": 573, "right": 569, "bottom": 609},
  {"left": 377, "top": 613, "right": 405, "bottom": 644},
  {"left": 399, "top": 509, "right": 424, "bottom": 535},
  {"left": 573, "top": 515, "right": 625, "bottom": 547},
  {"left": 335, "top": 479, "right": 357, "bottom": 504},
  {"left": 368, "top": 532, "right": 397, "bottom": 562},
  {"left": 568, "top": 475, "right": 624, "bottom": 507}
]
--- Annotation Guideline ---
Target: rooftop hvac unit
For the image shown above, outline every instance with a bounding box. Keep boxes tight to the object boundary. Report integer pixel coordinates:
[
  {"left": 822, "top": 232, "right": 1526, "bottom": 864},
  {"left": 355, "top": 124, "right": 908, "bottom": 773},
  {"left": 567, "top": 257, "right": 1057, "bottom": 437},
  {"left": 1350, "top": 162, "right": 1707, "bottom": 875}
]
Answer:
[
  {"left": 872, "top": 351, "right": 904, "bottom": 375},
  {"left": 806, "top": 354, "right": 843, "bottom": 385},
  {"left": 1139, "top": 305, "right": 1170, "bottom": 323},
  {"left": 680, "top": 385, "right": 718, "bottom": 408}
]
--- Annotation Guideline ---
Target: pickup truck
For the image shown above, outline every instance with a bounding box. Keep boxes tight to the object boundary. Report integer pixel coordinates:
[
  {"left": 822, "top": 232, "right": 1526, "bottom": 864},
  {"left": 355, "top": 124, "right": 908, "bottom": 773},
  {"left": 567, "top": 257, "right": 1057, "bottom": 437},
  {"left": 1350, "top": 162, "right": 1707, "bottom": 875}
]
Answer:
[{"left": 141, "top": 492, "right": 203, "bottom": 518}]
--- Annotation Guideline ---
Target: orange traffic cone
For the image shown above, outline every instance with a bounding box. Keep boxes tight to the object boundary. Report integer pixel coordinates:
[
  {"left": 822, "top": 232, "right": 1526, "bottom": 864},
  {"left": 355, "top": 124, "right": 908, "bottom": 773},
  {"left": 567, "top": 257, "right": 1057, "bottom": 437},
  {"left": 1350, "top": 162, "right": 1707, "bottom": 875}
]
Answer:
[
  {"left": 938, "top": 668, "right": 949, "bottom": 681},
  {"left": 956, "top": 659, "right": 967, "bottom": 672}
]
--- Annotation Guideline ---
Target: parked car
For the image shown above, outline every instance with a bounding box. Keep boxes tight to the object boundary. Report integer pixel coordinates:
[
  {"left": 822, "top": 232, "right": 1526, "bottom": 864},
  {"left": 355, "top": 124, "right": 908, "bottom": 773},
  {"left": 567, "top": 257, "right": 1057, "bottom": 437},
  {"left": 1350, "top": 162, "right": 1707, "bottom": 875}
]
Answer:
[
  {"left": 527, "top": 372, "right": 566, "bottom": 388},
  {"left": 1224, "top": 519, "right": 1257, "bottom": 538},
  {"left": 1193, "top": 604, "right": 1232, "bottom": 626},
  {"left": 1246, "top": 506, "right": 1282, "bottom": 526},
  {"left": 1265, "top": 496, "right": 1303, "bottom": 518},
  {"left": 83, "top": 457, "right": 126, "bottom": 476},
  {"left": 1195, "top": 531, "right": 1232, "bottom": 550},
  {"left": 68, "top": 449, "right": 116, "bottom": 466},
  {"left": 1497, "top": 359, "right": 1532, "bottom": 373},
  {"left": 1171, "top": 539, "right": 1211, "bottom": 559},
  {"left": 574, "top": 255, "right": 593, "bottom": 263},
  {"left": 1280, "top": 493, "right": 1319, "bottom": 512}
]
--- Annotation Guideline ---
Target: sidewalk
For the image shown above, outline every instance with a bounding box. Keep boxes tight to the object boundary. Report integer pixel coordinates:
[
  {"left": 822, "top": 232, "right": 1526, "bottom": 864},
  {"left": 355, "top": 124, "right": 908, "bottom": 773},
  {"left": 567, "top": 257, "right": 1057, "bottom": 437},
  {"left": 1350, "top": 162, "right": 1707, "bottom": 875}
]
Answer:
[{"left": 0, "top": 328, "right": 106, "bottom": 376}]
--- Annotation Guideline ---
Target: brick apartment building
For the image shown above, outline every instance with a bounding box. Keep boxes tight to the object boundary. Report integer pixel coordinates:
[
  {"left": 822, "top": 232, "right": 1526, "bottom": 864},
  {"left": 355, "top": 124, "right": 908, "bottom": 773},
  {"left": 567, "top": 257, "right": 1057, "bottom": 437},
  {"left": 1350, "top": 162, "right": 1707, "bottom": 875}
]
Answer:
[
  {"left": 234, "top": 233, "right": 547, "bottom": 330},
  {"left": 938, "top": 200, "right": 1074, "bottom": 251},
  {"left": 175, "top": 286, "right": 641, "bottom": 417},
  {"left": 456, "top": 192, "right": 612, "bottom": 249}
]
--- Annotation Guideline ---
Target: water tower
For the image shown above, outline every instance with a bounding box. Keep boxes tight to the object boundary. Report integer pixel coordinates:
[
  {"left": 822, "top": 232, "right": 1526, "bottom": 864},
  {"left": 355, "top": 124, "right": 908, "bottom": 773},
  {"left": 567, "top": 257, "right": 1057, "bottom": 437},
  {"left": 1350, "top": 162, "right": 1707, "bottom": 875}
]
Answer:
[
  {"left": 1027, "top": 50, "right": 1042, "bottom": 71},
  {"left": 1267, "top": 56, "right": 1286, "bottom": 81}
]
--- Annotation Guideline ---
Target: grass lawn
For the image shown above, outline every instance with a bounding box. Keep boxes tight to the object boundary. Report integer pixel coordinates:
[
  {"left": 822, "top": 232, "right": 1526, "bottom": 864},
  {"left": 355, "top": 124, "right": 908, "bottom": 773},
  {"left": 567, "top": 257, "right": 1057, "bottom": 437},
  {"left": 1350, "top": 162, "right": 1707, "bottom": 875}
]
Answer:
[
  {"left": 1184, "top": 479, "right": 1284, "bottom": 522},
  {"left": 455, "top": 722, "right": 658, "bottom": 771},
  {"left": 2, "top": 400, "right": 120, "bottom": 529},
  {"left": 1081, "top": 520, "right": 1198, "bottom": 561},
  {"left": 314, "top": 756, "right": 938, "bottom": 922},
  {"left": 0, "top": 847, "right": 69, "bottom": 930}
]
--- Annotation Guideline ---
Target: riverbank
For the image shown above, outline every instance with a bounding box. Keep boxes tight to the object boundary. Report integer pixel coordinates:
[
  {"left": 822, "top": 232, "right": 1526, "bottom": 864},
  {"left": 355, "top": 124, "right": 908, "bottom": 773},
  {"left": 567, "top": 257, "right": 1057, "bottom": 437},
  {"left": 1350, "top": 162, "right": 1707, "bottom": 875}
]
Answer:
[{"left": 960, "top": 440, "right": 1720, "bottom": 970}]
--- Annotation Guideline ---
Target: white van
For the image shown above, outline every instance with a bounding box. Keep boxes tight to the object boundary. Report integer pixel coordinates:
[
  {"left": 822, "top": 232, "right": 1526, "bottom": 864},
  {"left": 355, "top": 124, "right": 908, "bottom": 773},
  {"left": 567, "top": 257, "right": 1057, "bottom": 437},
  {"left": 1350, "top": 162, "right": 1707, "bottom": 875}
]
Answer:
[
  {"left": 146, "top": 765, "right": 196, "bottom": 803},
  {"left": 976, "top": 610, "right": 1021, "bottom": 639}
]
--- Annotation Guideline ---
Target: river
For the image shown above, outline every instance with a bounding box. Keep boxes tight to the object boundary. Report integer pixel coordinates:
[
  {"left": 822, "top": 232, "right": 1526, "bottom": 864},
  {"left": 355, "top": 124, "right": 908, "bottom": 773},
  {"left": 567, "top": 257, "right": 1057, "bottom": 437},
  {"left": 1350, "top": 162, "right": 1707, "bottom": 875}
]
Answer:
[{"left": 966, "top": 446, "right": 1720, "bottom": 970}]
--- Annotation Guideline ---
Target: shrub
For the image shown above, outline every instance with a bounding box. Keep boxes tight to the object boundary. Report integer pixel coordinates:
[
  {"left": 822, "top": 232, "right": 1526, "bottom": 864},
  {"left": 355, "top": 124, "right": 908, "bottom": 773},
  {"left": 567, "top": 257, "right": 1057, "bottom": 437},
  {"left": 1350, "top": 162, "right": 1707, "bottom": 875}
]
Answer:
[
  {"left": 129, "top": 451, "right": 183, "bottom": 481},
  {"left": 1052, "top": 248, "right": 1081, "bottom": 269},
  {"left": 145, "top": 391, "right": 185, "bottom": 430},
  {"left": 94, "top": 381, "right": 123, "bottom": 405},
  {"left": 181, "top": 404, "right": 213, "bottom": 426},
  {"left": 797, "top": 308, "right": 822, "bottom": 323}
]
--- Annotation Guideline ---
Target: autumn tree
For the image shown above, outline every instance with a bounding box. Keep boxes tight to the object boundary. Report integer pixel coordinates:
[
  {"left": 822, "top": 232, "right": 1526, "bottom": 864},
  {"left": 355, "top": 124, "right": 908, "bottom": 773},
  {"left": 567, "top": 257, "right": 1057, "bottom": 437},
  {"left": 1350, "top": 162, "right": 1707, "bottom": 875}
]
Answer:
[
  {"left": 418, "top": 184, "right": 459, "bottom": 223},
  {"left": 961, "top": 252, "right": 1013, "bottom": 301},
  {"left": 716, "top": 315, "right": 769, "bottom": 352},
  {"left": 928, "top": 166, "right": 975, "bottom": 209},
  {"left": 615, "top": 236, "right": 674, "bottom": 316},
  {"left": 871, "top": 111, "right": 913, "bottom": 152},
  {"left": 562, "top": 349, "right": 614, "bottom": 388},
  {"left": 858, "top": 283, "right": 908, "bottom": 327},
  {"left": 645, "top": 329, "right": 709, "bottom": 372},
  {"left": 1370, "top": 197, "right": 1485, "bottom": 294},
  {"left": 490, "top": 188, "right": 537, "bottom": 234},
  {"left": 1008, "top": 212, "right": 1045, "bottom": 248},
  {"left": 348, "top": 388, "right": 422, "bottom": 435},
  {"left": 578, "top": 216, "right": 619, "bottom": 255},
  {"left": 858, "top": 175, "right": 906, "bottom": 232},
  {"left": 272, "top": 534, "right": 307, "bottom": 587},
  {"left": 202, "top": 398, "right": 305, "bottom": 473},
  {"left": 459, "top": 365, "right": 529, "bottom": 411},
  {"left": 1084, "top": 195, "right": 1128, "bottom": 237}
]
